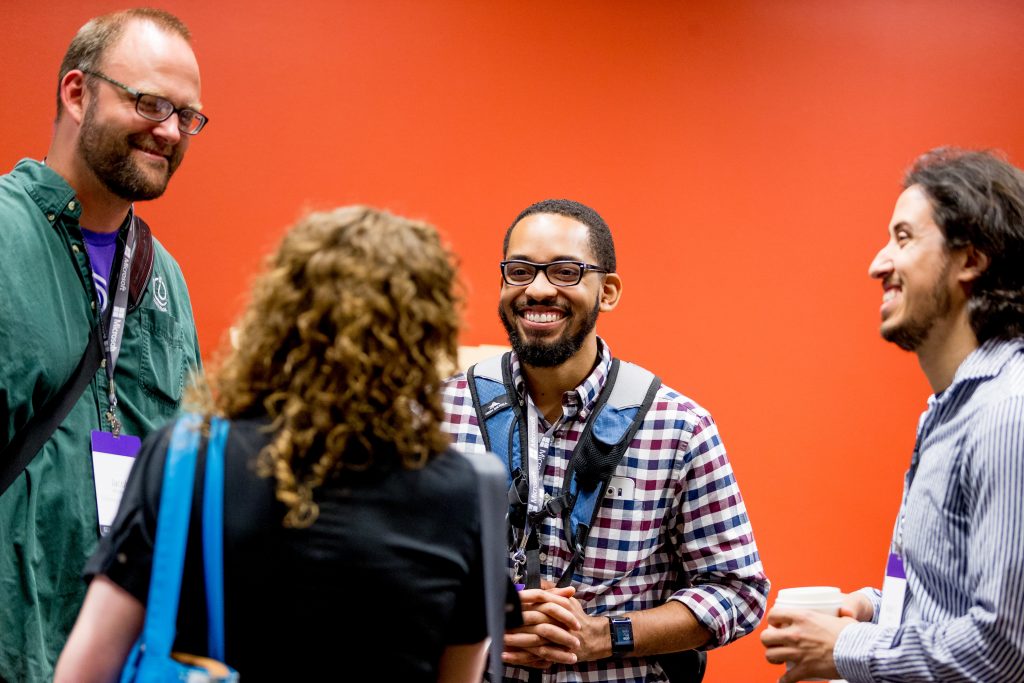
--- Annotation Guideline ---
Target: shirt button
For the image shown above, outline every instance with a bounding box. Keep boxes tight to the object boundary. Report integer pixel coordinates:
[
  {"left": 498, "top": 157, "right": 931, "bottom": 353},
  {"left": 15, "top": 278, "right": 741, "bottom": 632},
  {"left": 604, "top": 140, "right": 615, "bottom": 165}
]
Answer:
[
  {"left": 538, "top": 552, "right": 548, "bottom": 562},
  {"left": 46, "top": 213, "right": 55, "bottom": 222},
  {"left": 72, "top": 244, "right": 80, "bottom": 254},
  {"left": 91, "top": 301, "right": 96, "bottom": 311},
  {"left": 116, "top": 552, "right": 127, "bottom": 564},
  {"left": 68, "top": 200, "right": 76, "bottom": 211}
]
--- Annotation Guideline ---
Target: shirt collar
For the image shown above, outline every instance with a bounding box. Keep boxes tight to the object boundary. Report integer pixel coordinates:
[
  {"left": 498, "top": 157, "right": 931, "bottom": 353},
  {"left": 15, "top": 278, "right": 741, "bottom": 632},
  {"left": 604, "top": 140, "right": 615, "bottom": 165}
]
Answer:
[
  {"left": 509, "top": 337, "right": 614, "bottom": 422},
  {"left": 932, "top": 337, "right": 1024, "bottom": 406},
  {"left": 13, "top": 158, "right": 82, "bottom": 224}
]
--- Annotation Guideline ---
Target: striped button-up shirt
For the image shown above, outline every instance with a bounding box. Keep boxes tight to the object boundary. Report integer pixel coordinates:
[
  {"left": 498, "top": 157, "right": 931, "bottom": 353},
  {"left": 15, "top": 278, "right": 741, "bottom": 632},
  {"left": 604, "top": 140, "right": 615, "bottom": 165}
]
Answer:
[
  {"left": 442, "top": 339, "right": 769, "bottom": 682},
  {"left": 835, "top": 337, "right": 1024, "bottom": 681}
]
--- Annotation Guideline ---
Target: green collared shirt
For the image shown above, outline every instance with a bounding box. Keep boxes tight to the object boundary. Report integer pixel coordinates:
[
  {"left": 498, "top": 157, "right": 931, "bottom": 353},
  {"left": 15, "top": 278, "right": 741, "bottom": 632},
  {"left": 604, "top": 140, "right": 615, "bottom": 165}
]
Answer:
[{"left": 0, "top": 159, "right": 201, "bottom": 682}]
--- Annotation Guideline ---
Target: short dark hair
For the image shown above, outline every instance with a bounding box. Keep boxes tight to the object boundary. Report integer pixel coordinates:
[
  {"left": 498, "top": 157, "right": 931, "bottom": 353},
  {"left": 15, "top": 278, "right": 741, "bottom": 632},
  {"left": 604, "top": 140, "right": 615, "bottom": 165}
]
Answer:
[
  {"left": 906, "top": 147, "right": 1024, "bottom": 342},
  {"left": 504, "top": 199, "right": 616, "bottom": 273},
  {"left": 56, "top": 9, "right": 192, "bottom": 118}
]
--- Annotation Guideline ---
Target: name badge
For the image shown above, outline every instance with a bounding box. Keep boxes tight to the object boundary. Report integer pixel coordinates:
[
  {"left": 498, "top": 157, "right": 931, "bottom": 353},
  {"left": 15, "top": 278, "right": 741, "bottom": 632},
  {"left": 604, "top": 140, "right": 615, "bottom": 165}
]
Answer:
[
  {"left": 878, "top": 552, "right": 907, "bottom": 628},
  {"left": 90, "top": 430, "right": 141, "bottom": 536}
]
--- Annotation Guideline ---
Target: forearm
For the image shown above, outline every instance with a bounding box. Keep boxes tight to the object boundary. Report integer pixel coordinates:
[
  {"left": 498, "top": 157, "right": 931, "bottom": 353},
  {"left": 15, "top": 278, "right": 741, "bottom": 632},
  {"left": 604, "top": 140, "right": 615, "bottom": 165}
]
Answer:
[
  {"left": 578, "top": 600, "right": 711, "bottom": 662},
  {"left": 627, "top": 600, "right": 712, "bottom": 657},
  {"left": 436, "top": 640, "right": 488, "bottom": 683}
]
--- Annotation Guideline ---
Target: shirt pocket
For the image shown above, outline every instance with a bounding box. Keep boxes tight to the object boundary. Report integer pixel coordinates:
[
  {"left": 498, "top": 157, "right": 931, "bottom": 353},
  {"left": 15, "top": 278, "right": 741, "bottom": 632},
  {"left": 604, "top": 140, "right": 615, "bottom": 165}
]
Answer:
[
  {"left": 582, "top": 494, "right": 662, "bottom": 582},
  {"left": 137, "top": 307, "right": 188, "bottom": 414}
]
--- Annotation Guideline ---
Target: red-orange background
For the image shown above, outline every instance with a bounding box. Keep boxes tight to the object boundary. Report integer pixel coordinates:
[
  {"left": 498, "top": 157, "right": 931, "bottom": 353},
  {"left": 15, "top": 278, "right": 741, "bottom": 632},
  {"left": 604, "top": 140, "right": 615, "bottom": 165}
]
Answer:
[{"left": 3, "top": 2, "right": 1024, "bottom": 679}]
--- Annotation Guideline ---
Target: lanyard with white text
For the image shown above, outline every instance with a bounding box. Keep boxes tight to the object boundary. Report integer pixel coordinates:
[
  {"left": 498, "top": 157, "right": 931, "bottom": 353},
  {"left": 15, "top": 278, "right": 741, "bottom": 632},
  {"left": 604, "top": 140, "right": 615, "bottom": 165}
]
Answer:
[
  {"left": 880, "top": 407, "right": 934, "bottom": 627},
  {"left": 97, "top": 212, "right": 138, "bottom": 437}
]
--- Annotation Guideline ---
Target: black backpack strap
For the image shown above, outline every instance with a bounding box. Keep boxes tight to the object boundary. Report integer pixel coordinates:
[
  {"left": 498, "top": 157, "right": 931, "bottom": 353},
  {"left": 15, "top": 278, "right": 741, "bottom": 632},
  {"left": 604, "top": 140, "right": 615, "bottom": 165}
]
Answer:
[
  {"left": 127, "top": 215, "right": 154, "bottom": 312},
  {"left": 0, "top": 327, "right": 104, "bottom": 496},
  {"left": 555, "top": 361, "right": 662, "bottom": 588}
]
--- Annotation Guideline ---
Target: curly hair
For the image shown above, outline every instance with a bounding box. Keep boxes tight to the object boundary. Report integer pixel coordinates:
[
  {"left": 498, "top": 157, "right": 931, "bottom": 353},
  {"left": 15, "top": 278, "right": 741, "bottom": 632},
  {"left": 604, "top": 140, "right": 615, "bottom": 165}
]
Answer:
[
  {"left": 906, "top": 147, "right": 1024, "bottom": 342},
  {"left": 207, "top": 206, "right": 461, "bottom": 527}
]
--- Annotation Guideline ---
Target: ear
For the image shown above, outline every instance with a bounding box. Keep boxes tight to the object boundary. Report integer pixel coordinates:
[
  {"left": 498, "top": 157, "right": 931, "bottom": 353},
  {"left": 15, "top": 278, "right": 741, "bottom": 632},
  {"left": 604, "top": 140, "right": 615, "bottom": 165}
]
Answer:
[
  {"left": 59, "top": 70, "right": 89, "bottom": 125},
  {"left": 599, "top": 272, "right": 622, "bottom": 312},
  {"left": 956, "top": 244, "right": 990, "bottom": 284}
]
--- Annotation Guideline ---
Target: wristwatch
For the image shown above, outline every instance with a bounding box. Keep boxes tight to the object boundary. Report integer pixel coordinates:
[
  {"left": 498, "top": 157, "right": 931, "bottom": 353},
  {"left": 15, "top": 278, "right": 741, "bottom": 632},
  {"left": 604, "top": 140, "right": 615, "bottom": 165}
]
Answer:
[{"left": 607, "top": 615, "right": 634, "bottom": 657}]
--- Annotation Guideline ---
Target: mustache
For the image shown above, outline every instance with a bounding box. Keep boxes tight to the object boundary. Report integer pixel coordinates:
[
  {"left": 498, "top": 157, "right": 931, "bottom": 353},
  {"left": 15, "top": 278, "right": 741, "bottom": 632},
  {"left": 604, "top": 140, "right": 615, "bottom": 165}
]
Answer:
[{"left": 128, "top": 134, "right": 175, "bottom": 158}]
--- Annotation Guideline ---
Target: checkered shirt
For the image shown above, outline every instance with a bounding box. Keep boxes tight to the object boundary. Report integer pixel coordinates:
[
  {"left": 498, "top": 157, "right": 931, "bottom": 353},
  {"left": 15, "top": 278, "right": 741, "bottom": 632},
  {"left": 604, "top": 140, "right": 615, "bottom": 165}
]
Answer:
[{"left": 441, "top": 339, "right": 769, "bottom": 683}]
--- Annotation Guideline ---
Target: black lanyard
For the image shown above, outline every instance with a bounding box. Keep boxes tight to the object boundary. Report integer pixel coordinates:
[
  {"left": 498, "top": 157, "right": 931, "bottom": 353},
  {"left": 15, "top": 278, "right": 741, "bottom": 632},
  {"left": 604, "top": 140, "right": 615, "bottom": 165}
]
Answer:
[{"left": 96, "top": 212, "right": 138, "bottom": 437}]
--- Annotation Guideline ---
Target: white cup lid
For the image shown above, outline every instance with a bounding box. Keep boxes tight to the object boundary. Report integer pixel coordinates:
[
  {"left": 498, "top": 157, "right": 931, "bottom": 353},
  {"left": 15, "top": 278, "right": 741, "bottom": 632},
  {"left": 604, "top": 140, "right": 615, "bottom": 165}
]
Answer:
[{"left": 775, "top": 586, "right": 843, "bottom": 604}]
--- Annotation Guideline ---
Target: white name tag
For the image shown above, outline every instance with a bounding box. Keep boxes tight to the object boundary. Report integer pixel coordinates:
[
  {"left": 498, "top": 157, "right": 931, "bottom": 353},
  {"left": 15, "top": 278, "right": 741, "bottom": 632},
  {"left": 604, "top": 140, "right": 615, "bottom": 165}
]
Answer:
[
  {"left": 90, "top": 430, "right": 141, "bottom": 536},
  {"left": 878, "top": 552, "right": 907, "bottom": 628}
]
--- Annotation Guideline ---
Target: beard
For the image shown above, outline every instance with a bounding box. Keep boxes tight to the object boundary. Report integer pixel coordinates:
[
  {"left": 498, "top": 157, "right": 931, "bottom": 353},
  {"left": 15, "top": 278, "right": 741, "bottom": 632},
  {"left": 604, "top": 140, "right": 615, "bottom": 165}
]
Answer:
[
  {"left": 77, "top": 100, "right": 183, "bottom": 201},
  {"left": 881, "top": 259, "right": 954, "bottom": 351},
  {"left": 499, "top": 294, "right": 600, "bottom": 368}
]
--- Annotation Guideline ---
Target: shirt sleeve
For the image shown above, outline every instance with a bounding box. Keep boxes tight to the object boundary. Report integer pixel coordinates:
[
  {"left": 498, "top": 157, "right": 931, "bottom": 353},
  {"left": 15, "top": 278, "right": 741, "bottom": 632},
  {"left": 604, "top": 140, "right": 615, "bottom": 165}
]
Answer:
[
  {"left": 834, "top": 396, "right": 1024, "bottom": 682},
  {"left": 669, "top": 412, "right": 770, "bottom": 648}
]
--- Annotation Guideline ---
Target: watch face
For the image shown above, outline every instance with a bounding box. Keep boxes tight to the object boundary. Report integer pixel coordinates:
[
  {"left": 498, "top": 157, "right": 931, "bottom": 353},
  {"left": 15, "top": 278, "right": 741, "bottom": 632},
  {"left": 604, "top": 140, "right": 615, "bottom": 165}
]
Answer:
[{"left": 610, "top": 617, "right": 634, "bottom": 654}]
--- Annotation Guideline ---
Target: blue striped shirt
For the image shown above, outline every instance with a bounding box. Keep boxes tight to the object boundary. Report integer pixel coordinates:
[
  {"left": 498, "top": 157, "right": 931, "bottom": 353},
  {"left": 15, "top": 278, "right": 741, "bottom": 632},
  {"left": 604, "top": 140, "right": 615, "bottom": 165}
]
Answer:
[{"left": 835, "top": 337, "right": 1024, "bottom": 682}]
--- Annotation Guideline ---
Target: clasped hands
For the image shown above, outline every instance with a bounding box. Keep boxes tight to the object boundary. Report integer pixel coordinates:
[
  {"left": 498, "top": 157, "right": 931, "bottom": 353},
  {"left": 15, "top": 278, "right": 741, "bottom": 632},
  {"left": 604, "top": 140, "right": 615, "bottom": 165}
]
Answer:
[
  {"left": 759, "top": 592, "right": 873, "bottom": 683},
  {"left": 502, "top": 581, "right": 609, "bottom": 669}
]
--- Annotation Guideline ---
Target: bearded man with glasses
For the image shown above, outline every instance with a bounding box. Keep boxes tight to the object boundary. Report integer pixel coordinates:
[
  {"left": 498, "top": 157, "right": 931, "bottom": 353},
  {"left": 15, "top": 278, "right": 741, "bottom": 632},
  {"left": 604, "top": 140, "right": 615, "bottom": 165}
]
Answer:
[
  {"left": 442, "top": 199, "right": 769, "bottom": 683},
  {"left": 0, "top": 9, "right": 205, "bottom": 681}
]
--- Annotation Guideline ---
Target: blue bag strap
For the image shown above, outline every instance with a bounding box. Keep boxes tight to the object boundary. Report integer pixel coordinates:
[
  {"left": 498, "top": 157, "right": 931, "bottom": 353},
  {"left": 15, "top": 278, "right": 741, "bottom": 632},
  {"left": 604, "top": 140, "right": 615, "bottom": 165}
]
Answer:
[
  {"left": 468, "top": 353, "right": 526, "bottom": 488},
  {"left": 140, "top": 413, "right": 202, "bottom": 659},
  {"left": 202, "top": 416, "right": 230, "bottom": 661}
]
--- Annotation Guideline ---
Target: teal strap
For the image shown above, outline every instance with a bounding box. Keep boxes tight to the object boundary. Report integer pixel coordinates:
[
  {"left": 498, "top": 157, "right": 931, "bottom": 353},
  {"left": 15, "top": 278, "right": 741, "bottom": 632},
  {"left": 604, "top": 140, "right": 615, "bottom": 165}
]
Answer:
[
  {"left": 141, "top": 414, "right": 202, "bottom": 658},
  {"left": 202, "top": 416, "right": 230, "bottom": 660}
]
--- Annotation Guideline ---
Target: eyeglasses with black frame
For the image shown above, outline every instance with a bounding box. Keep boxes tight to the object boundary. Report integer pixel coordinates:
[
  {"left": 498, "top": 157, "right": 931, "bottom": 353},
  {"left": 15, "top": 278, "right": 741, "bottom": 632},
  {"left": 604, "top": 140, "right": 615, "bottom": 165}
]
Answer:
[
  {"left": 499, "top": 259, "right": 608, "bottom": 287},
  {"left": 81, "top": 69, "right": 209, "bottom": 135}
]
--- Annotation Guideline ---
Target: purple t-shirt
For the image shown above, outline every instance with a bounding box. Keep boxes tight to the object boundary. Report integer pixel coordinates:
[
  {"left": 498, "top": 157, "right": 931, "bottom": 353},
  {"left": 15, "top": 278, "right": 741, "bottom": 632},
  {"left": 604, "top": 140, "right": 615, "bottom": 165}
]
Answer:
[{"left": 80, "top": 228, "right": 119, "bottom": 314}]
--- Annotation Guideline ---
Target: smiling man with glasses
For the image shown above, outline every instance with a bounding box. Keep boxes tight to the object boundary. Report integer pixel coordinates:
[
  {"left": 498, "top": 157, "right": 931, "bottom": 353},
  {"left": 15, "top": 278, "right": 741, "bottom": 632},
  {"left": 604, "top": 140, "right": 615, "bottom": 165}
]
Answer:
[
  {"left": 442, "top": 199, "right": 769, "bottom": 683},
  {"left": 0, "top": 10, "right": 205, "bottom": 681}
]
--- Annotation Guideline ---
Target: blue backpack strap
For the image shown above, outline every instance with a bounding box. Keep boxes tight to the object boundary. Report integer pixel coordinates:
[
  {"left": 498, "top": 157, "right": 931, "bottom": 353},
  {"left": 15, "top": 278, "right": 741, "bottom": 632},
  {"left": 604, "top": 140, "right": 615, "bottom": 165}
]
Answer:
[
  {"left": 202, "top": 416, "right": 230, "bottom": 661},
  {"left": 467, "top": 353, "right": 525, "bottom": 483},
  {"left": 138, "top": 413, "right": 203, "bottom": 661},
  {"left": 556, "top": 361, "right": 661, "bottom": 587},
  {"left": 468, "top": 353, "right": 534, "bottom": 585}
]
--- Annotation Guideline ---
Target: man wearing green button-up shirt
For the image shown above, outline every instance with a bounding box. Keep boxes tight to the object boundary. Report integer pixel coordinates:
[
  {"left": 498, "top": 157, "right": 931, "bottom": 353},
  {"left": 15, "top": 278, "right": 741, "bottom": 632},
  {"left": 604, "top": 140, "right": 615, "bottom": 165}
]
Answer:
[{"left": 0, "top": 9, "right": 204, "bottom": 680}]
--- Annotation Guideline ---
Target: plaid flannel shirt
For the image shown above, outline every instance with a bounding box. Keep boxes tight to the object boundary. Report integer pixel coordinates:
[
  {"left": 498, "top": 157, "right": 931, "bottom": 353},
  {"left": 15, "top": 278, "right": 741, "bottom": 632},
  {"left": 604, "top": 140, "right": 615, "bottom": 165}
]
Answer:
[{"left": 441, "top": 339, "right": 769, "bottom": 683}]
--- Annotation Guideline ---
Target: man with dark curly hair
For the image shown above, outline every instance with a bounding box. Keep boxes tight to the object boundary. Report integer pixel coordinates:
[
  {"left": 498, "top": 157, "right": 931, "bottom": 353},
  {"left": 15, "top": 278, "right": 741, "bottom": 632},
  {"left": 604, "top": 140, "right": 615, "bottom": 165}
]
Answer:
[
  {"left": 443, "top": 198, "right": 769, "bottom": 682},
  {"left": 762, "top": 148, "right": 1024, "bottom": 682}
]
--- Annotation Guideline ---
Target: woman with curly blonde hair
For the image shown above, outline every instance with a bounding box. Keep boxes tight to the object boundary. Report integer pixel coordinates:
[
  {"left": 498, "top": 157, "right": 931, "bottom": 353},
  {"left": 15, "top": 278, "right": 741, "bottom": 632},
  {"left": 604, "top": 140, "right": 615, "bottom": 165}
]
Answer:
[{"left": 58, "top": 207, "right": 501, "bottom": 682}]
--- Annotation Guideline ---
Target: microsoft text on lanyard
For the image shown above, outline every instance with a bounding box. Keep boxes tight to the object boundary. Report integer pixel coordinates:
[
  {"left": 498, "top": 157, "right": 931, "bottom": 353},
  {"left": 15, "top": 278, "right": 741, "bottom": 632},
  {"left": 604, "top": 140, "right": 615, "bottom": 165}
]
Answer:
[{"left": 98, "top": 211, "right": 138, "bottom": 438}]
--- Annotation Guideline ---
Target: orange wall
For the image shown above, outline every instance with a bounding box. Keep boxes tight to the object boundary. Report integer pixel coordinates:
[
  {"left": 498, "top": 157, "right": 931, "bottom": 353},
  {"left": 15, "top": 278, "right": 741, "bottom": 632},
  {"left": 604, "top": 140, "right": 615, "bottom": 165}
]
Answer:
[{"left": 3, "top": 2, "right": 1024, "bottom": 679}]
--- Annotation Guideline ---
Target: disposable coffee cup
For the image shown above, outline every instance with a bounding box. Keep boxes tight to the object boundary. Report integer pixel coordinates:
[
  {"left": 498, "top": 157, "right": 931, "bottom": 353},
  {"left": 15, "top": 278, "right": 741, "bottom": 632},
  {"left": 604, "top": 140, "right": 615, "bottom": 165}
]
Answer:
[
  {"left": 774, "top": 586, "right": 843, "bottom": 615},
  {"left": 773, "top": 587, "right": 846, "bottom": 682}
]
